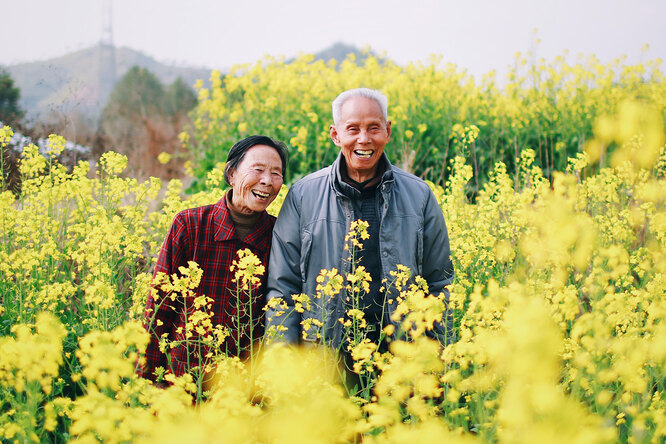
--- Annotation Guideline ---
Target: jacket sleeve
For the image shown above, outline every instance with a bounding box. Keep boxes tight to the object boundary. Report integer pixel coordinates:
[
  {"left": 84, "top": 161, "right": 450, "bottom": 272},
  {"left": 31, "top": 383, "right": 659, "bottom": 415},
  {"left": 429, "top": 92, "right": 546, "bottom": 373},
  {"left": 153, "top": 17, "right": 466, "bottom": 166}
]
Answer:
[
  {"left": 265, "top": 187, "right": 303, "bottom": 344},
  {"left": 422, "top": 188, "right": 455, "bottom": 294},
  {"left": 421, "top": 188, "right": 456, "bottom": 345}
]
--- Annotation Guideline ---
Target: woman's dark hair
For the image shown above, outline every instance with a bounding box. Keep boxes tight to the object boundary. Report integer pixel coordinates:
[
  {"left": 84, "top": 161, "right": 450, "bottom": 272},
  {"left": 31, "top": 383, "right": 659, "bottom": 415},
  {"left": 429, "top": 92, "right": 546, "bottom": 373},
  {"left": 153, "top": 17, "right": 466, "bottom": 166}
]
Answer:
[{"left": 224, "top": 135, "right": 288, "bottom": 186}]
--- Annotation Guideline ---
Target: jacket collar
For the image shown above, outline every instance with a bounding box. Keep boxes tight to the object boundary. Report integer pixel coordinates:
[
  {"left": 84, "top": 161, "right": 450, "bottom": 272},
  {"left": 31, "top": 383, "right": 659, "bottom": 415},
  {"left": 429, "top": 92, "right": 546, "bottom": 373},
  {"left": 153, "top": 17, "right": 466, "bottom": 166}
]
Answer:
[{"left": 330, "top": 152, "right": 394, "bottom": 197}]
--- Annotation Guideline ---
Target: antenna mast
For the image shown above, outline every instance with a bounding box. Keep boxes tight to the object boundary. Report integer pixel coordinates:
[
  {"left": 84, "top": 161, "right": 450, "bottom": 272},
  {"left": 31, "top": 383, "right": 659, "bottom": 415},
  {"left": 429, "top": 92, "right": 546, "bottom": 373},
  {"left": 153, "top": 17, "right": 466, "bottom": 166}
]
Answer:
[{"left": 98, "top": 0, "right": 117, "bottom": 105}]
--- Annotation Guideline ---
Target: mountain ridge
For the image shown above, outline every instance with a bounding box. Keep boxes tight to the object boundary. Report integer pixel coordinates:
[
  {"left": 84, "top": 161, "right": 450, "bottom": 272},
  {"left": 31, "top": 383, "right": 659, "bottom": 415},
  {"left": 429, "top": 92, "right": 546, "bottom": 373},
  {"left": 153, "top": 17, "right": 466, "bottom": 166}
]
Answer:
[
  {"left": 3, "top": 42, "right": 369, "bottom": 124},
  {"left": 4, "top": 44, "right": 211, "bottom": 122}
]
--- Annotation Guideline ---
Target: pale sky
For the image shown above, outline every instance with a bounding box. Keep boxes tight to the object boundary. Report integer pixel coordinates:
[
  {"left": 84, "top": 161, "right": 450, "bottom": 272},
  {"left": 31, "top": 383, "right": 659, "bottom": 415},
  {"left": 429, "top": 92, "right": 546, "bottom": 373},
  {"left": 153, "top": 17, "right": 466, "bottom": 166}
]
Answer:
[{"left": 2, "top": 0, "right": 664, "bottom": 78}]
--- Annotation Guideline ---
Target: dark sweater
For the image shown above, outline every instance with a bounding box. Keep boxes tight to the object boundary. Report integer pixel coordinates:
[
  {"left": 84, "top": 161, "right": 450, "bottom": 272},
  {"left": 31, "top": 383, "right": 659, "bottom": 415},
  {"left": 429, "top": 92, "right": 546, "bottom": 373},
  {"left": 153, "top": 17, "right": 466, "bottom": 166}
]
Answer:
[{"left": 337, "top": 163, "right": 386, "bottom": 342}]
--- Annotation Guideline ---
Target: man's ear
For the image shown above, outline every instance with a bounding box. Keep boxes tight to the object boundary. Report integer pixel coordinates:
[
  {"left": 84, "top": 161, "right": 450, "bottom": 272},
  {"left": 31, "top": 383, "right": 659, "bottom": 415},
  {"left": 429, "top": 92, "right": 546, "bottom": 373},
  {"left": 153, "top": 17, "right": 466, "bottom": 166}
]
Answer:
[
  {"left": 386, "top": 120, "right": 392, "bottom": 140},
  {"left": 330, "top": 124, "right": 341, "bottom": 147}
]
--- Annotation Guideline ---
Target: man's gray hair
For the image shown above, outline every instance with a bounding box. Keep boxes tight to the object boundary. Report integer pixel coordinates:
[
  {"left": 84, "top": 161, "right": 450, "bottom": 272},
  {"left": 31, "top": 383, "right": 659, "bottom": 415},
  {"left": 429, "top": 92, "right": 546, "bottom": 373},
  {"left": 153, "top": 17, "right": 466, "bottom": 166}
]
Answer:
[{"left": 331, "top": 88, "right": 389, "bottom": 125}]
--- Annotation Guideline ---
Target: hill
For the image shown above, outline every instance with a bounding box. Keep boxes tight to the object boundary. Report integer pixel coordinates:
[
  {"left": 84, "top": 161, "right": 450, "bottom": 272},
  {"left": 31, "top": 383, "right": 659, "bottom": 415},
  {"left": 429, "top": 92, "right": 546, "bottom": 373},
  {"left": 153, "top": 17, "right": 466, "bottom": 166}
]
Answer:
[
  {"left": 2, "top": 42, "right": 368, "bottom": 126},
  {"left": 305, "top": 41, "right": 377, "bottom": 64},
  {"left": 4, "top": 44, "right": 211, "bottom": 123}
]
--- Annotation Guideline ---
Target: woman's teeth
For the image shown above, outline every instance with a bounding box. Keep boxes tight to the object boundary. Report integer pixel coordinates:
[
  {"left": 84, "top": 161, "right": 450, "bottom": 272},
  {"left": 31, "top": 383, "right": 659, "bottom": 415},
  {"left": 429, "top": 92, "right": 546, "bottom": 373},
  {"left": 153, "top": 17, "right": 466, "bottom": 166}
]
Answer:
[{"left": 252, "top": 191, "right": 270, "bottom": 198}]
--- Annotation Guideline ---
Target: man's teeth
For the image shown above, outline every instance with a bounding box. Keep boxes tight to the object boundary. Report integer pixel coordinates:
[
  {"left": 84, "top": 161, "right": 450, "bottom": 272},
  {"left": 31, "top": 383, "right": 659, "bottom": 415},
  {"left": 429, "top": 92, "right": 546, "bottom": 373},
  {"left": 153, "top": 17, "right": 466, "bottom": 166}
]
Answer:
[
  {"left": 355, "top": 150, "right": 373, "bottom": 158},
  {"left": 253, "top": 191, "right": 270, "bottom": 198}
]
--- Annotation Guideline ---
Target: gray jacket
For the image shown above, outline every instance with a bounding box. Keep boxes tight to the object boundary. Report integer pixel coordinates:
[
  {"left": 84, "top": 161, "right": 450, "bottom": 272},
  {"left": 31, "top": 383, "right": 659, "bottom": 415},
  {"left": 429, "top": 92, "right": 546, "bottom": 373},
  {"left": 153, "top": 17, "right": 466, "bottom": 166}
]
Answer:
[{"left": 265, "top": 153, "right": 455, "bottom": 347}]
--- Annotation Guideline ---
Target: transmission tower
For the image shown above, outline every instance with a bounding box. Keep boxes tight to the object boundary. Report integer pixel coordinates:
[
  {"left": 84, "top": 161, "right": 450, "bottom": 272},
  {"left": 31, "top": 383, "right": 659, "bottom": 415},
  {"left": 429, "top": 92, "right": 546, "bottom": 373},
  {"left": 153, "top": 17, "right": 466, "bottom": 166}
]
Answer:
[{"left": 98, "top": 0, "right": 117, "bottom": 106}]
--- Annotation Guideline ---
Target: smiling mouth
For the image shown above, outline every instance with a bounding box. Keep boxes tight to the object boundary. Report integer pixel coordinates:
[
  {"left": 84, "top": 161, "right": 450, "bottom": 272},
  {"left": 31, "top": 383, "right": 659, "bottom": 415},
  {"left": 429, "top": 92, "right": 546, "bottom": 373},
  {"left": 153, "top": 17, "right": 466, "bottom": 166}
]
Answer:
[
  {"left": 354, "top": 149, "right": 373, "bottom": 159},
  {"left": 252, "top": 190, "right": 270, "bottom": 199}
]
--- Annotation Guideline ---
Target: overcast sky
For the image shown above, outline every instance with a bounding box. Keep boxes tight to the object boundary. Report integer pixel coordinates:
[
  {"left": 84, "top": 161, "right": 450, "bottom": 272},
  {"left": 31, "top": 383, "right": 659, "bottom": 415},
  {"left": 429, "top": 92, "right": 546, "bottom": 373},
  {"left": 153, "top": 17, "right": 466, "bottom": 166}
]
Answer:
[{"left": 2, "top": 0, "right": 664, "bottom": 79}]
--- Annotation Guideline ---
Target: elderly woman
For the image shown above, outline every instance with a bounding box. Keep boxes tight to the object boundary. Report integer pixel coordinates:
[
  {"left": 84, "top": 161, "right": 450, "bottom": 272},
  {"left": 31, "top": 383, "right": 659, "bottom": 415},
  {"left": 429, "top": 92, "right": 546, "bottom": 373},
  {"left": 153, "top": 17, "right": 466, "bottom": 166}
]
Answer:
[{"left": 138, "top": 135, "right": 287, "bottom": 384}]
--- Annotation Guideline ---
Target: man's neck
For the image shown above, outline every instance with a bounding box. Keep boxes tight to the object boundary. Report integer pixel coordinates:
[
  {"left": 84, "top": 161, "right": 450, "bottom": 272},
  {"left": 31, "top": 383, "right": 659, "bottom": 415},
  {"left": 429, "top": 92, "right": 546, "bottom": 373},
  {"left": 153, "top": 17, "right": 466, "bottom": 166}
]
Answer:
[
  {"left": 340, "top": 159, "right": 384, "bottom": 191},
  {"left": 348, "top": 168, "right": 378, "bottom": 184}
]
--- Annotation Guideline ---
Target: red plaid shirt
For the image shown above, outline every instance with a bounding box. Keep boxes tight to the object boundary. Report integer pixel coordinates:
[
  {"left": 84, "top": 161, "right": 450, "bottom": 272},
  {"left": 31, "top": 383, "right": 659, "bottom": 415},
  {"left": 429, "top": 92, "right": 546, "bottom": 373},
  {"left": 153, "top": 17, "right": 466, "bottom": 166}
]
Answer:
[{"left": 138, "top": 195, "right": 275, "bottom": 381}]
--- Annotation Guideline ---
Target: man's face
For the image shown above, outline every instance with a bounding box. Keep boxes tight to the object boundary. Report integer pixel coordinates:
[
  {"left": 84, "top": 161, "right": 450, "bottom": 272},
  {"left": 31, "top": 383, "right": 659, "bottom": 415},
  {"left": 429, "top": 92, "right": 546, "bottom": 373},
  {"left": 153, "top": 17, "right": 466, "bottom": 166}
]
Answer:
[{"left": 330, "top": 96, "right": 391, "bottom": 182}]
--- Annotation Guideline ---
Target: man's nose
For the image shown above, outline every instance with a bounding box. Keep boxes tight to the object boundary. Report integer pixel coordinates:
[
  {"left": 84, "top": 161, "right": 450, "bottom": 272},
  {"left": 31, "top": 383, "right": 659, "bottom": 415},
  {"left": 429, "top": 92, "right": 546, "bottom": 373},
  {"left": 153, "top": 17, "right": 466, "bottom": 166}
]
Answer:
[{"left": 358, "top": 129, "right": 370, "bottom": 143}]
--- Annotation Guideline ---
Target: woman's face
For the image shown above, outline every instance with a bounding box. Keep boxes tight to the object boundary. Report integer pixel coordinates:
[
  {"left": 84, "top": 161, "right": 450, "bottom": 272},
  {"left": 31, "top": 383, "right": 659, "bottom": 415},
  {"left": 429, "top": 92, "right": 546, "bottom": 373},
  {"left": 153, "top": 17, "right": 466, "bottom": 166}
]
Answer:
[{"left": 228, "top": 144, "right": 283, "bottom": 214}]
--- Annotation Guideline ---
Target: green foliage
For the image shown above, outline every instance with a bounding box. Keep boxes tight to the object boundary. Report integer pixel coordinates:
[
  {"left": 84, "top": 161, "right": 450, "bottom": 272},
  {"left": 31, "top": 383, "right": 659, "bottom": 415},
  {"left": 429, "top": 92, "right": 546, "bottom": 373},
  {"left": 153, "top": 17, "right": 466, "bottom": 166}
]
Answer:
[
  {"left": 102, "top": 66, "right": 165, "bottom": 121},
  {"left": 0, "top": 69, "right": 23, "bottom": 126},
  {"left": 102, "top": 66, "right": 197, "bottom": 121},
  {"left": 164, "top": 77, "right": 197, "bottom": 116}
]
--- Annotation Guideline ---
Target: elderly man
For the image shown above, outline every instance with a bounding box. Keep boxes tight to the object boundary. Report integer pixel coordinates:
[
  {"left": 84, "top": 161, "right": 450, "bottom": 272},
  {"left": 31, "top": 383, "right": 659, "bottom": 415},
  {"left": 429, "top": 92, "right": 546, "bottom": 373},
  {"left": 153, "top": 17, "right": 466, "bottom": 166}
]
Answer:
[{"left": 265, "top": 88, "right": 454, "bottom": 351}]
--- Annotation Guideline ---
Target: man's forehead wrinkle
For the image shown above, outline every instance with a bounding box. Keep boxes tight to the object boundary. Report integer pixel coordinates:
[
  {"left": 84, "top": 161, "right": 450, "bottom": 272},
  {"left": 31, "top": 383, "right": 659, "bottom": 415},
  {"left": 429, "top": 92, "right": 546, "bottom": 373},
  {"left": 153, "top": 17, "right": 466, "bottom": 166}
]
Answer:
[{"left": 342, "top": 116, "right": 384, "bottom": 126}]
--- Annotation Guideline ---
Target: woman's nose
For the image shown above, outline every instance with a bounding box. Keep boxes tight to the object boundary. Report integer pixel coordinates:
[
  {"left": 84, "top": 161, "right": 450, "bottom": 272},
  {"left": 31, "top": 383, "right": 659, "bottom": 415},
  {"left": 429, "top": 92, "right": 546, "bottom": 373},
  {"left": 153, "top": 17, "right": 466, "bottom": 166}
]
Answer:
[{"left": 259, "top": 171, "right": 271, "bottom": 184}]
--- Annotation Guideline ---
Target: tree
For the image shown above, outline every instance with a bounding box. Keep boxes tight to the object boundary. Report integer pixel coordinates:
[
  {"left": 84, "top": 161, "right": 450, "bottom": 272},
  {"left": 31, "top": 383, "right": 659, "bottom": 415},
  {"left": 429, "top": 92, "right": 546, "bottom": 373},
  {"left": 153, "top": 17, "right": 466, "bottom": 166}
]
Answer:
[
  {"left": 102, "top": 66, "right": 164, "bottom": 122},
  {"left": 99, "top": 66, "right": 197, "bottom": 180},
  {"left": 0, "top": 69, "right": 23, "bottom": 126},
  {"left": 164, "top": 77, "right": 197, "bottom": 117}
]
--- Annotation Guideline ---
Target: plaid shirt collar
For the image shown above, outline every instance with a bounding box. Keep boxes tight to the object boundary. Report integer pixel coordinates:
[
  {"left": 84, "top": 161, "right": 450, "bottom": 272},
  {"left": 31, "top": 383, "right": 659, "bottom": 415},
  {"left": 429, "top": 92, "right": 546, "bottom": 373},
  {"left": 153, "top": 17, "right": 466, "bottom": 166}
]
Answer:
[{"left": 213, "top": 195, "right": 274, "bottom": 251}]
